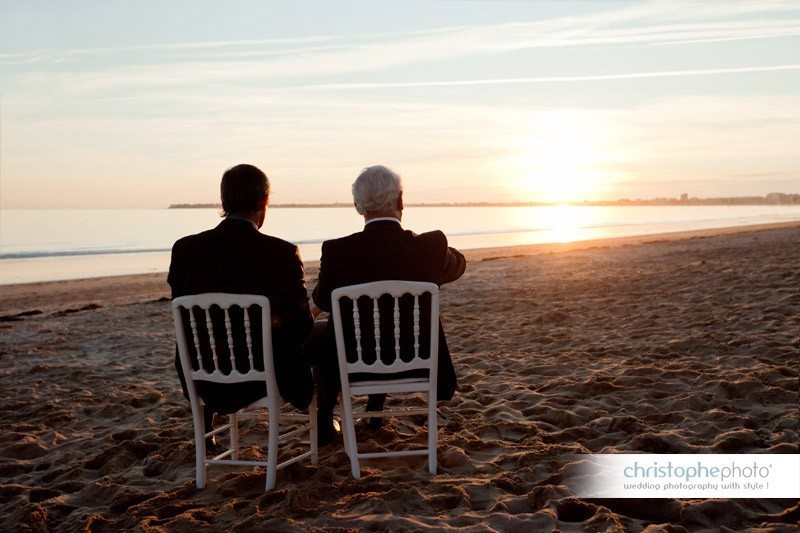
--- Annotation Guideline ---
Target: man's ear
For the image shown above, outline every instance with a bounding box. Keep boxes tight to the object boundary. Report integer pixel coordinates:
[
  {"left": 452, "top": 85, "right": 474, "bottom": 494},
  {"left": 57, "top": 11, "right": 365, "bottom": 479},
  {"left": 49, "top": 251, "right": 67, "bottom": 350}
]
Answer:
[
  {"left": 260, "top": 196, "right": 269, "bottom": 210},
  {"left": 397, "top": 191, "right": 404, "bottom": 212}
]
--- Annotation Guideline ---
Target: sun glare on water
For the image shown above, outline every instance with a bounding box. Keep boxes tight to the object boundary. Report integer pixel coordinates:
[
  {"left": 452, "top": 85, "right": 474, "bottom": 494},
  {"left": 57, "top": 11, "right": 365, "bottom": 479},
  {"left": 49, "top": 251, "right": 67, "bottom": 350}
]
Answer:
[
  {"left": 507, "top": 110, "right": 622, "bottom": 203},
  {"left": 512, "top": 204, "right": 595, "bottom": 244}
]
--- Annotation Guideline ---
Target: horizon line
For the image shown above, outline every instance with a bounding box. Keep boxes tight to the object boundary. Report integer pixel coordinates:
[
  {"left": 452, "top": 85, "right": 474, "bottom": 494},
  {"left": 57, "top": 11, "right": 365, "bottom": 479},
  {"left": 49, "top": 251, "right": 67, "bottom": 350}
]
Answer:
[{"left": 168, "top": 193, "right": 800, "bottom": 209}]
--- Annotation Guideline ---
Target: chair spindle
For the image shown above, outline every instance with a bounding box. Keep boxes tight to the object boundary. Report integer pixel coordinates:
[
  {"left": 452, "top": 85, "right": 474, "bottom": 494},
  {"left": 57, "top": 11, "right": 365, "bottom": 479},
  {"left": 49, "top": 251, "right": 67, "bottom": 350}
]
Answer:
[
  {"left": 352, "top": 298, "right": 362, "bottom": 362},
  {"left": 223, "top": 307, "right": 235, "bottom": 371},
  {"left": 243, "top": 305, "right": 254, "bottom": 371},
  {"left": 393, "top": 297, "right": 400, "bottom": 359},
  {"left": 188, "top": 306, "right": 202, "bottom": 371},
  {"left": 373, "top": 298, "right": 381, "bottom": 360},
  {"left": 204, "top": 306, "right": 220, "bottom": 371},
  {"left": 413, "top": 295, "right": 420, "bottom": 359}
]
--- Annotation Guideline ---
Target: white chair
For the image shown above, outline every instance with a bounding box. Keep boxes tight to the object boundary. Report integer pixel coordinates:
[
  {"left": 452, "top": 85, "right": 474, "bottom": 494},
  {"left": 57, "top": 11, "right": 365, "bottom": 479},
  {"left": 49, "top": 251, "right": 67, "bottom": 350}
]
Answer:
[
  {"left": 330, "top": 281, "right": 440, "bottom": 479},
  {"left": 172, "top": 293, "right": 317, "bottom": 491}
]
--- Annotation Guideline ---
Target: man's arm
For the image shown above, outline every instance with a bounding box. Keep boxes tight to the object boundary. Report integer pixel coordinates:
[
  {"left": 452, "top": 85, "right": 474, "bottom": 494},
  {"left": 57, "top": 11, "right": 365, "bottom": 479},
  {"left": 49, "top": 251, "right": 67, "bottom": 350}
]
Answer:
[
  {"left": 434, "top": 231, "right": 466, "bottom": 285},
  {"left": 277, "top": 246, "right": 314, "bottom": 341},
  {"left": 311, "top": 241, "right": 333, "bottom": 313},
  {"left": 441, "top": 246, "right": 467, "bottom": 285},
  {"left": 167, "top": 239, "right": 185, "bottom": 298}
]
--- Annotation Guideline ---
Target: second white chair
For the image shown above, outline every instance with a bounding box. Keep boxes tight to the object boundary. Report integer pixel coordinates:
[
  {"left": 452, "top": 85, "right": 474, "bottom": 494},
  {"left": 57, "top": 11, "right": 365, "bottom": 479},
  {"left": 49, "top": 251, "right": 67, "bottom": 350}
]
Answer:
[{"left": 330, "top": 280, "right": 440, "bottom": 479}]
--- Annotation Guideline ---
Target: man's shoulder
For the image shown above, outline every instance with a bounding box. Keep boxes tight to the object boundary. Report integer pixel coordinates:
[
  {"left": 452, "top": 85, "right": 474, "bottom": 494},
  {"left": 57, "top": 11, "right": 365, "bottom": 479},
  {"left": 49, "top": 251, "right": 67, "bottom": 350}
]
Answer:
[
  {"left": 322, "top": 227, "right": 447, "bottom": 251},
  {"left": 257, "top": 233, "right": 298, "bottom": 255},
  {"left": 321, "top": 230, "right": 364, "bottom": 253},
  {"left": 172, "top": 226, "right": 297, "bottom": 257},
  {"left": 174, "top": 220, "right": 229, "bottom": 242},
  {"left": 408, "top": 229, "right": 447, "bottom": 247},
  {"left": 171, "top": 230, "right": 205, "bottom": 252},
  {"left": 233, "top": 228, "right": 299, "bottom": 259}
]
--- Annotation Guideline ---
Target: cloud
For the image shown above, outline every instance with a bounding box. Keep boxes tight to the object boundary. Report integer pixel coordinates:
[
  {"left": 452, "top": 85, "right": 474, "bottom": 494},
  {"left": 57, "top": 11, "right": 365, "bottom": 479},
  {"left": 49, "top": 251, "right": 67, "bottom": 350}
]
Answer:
[
  {"left": 301, "top": 64, "right": 800, "bottom": 90},
  {"left": 2, "top": 1, "right": 799, "bottom": 85}
]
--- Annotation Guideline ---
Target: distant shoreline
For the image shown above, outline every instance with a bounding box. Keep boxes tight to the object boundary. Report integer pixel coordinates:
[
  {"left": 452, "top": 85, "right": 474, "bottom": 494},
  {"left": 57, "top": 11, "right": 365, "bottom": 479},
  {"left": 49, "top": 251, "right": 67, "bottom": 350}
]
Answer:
[{"left": 169, "top": 194, "right": 800, "bottom": 209}]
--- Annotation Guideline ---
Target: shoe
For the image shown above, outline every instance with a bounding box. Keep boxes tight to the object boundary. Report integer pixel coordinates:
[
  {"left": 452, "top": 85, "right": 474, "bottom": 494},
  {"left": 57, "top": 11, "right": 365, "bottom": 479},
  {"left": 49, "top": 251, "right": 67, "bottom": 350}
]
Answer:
[
  {"left": 204, "top": 410, "right": 218, "bottom": 449},
  {"left": 366, "top": 417, "right": 384, "bottom": 431},
  {"left": 204, "top": 434, "right": 226, "bottom": 455},
  {"left": 364, "top": 394, "right": 386, "bottom": 431},
  {"left": 317, "top": 411, "right": 341, "bottom": 447}
]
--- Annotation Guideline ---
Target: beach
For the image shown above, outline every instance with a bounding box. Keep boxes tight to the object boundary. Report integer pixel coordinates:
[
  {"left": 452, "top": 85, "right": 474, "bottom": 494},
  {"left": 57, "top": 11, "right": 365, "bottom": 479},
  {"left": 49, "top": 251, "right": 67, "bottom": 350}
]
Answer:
[{"left": 1, "top": 223, "right": 798, "bottom": 530}]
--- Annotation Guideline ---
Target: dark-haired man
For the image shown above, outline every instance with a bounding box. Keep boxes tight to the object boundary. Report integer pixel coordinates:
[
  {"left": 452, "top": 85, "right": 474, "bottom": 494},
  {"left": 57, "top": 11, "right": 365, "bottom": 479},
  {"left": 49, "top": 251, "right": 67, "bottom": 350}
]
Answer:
[{"left": 169, "top": 164, "right": 315, "bottom": 429}]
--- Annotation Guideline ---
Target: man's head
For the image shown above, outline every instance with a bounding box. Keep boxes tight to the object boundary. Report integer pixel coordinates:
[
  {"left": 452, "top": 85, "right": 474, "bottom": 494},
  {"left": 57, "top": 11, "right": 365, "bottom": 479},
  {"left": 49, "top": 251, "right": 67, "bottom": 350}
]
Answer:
[
  {"left": 220, "top": 164, "right": 270, "bottom": 228},
  {"left": 352, "top": 165, "right": 403, "bottom": 221}
]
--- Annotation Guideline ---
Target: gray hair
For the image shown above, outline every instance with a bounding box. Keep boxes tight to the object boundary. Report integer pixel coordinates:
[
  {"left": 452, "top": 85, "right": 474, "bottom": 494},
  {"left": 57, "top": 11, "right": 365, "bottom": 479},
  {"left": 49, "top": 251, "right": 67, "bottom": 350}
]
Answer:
[{"left": 351, "top": 165, "right": 403, "bottom": 216}]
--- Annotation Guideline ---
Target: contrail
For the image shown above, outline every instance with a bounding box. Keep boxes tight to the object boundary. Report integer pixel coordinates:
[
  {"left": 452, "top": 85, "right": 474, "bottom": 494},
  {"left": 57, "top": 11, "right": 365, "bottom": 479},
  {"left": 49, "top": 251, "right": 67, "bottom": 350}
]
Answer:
[{"left": 305, "top": 64, "right": 800, "bottom": 90}]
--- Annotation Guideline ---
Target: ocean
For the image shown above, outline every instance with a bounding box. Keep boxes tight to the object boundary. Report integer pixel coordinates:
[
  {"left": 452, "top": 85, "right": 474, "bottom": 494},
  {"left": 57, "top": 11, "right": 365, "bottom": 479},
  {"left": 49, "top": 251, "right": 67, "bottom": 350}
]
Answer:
[{"left": 1, "top": 205, "right": 799, "bottom": 284}]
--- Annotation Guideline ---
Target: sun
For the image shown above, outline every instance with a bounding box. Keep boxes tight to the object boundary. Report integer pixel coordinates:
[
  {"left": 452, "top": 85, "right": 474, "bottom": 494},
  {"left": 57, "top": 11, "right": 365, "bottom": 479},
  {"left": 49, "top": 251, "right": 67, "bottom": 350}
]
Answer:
[{"left": 507, "top": 110, "right": 620, "bottom": 203}]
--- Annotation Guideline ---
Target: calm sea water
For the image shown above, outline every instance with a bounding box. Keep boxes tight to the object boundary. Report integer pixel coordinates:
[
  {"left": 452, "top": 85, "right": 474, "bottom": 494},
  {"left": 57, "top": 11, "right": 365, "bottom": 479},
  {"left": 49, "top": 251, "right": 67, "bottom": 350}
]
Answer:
[{"left": 1, "top": 205, "right": 799, "bottom": 284}]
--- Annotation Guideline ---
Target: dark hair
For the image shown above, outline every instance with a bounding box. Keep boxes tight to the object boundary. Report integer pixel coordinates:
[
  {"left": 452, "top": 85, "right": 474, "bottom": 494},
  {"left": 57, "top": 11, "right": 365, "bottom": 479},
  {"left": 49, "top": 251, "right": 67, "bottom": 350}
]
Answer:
[{"left": 220, "top": 164, "right": 270, "bottom": 217}]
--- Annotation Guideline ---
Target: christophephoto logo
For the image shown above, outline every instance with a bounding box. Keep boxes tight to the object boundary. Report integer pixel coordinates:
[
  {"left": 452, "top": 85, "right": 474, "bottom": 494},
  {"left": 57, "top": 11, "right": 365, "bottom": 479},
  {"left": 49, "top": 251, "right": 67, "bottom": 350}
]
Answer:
[
  {"left": 622, "top": 459, "right": 774, "bottom": 491},
  {"left": 567, "top": 454, "right": 799, "bottom": 499}
]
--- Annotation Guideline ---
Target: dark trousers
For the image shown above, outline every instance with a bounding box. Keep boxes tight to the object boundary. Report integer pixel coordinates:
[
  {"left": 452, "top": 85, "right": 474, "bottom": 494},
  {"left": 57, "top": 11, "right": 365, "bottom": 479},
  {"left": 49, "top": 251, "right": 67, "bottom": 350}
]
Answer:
[{"left": 304, "top": 321, "right": 386, "bottom": 418}]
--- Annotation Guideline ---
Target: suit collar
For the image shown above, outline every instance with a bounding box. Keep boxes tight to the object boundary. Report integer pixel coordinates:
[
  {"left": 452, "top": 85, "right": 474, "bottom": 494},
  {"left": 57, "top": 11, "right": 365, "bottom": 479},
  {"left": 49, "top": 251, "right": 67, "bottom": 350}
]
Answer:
[
  {"left": 363, "top": 219, "right": 402, "bottom": 232},
  {"left": 365, "top": 216, "right": 401, "bottom": 225},
  {"left": 219, "top": 217, "right": 258, "bottom": 231}
]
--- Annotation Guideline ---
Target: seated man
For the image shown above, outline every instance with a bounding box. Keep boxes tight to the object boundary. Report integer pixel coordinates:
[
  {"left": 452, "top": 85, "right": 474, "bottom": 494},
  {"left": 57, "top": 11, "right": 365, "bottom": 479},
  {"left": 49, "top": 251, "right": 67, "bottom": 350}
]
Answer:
[
  {"left": 311, "top": 165, "right": 466, "bottom": 444},
  {"left": 169, "top": 164, "right": 315, "bottom": 432}
]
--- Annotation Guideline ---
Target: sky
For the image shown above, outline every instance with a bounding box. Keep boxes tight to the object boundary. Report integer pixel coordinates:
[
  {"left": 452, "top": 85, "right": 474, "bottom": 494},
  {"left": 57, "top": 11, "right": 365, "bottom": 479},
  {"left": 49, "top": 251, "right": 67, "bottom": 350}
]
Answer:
[{"left": 1, "top": 0, "right": 799, "bottom": 208}]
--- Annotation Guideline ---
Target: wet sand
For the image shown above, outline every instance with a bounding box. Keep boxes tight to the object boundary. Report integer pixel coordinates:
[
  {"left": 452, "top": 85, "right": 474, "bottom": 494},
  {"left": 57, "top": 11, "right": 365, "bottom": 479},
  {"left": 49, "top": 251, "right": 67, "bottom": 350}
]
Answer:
[{"left": 1, "top": 223, "right": 798, "bottom": 531}]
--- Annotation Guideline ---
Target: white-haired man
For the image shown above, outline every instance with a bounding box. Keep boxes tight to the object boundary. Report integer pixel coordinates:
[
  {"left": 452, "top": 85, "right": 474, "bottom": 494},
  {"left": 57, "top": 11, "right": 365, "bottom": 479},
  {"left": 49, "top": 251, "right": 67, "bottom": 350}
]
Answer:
[{"left": 310, "top": 165, "right": 466, "bottom": 445}]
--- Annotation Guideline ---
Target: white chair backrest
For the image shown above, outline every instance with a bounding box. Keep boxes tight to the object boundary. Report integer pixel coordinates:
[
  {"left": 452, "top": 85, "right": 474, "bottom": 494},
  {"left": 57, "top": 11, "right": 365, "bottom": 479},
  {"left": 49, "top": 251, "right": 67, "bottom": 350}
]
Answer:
[
  {"left": 331, "top": 281, "right": 439, "bottom": 377},
  {"left": 172, "top": 293, "right": 276, "bottom": 392}
]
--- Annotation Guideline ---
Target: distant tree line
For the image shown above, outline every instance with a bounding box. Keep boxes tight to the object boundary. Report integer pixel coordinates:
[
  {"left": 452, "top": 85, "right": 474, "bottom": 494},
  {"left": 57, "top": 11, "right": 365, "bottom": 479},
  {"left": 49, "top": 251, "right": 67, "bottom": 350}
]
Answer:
[{"left": 600, "top": 193, "right": 800, "bottom": 206}]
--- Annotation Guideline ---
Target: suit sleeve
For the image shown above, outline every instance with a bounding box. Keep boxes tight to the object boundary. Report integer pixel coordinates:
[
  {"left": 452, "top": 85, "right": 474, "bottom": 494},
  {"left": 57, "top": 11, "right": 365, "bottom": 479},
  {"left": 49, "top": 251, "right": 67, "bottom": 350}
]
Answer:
[
  {"left": 312, "top": 241, "right": 333, "bottom": 313},
  {"left": 437, "top": 233, "right": 467, "bottom": 285},
  {"left": 277, "top": 246, "right": 314, "bottom": 343},
  {"left": 167, "top": 239, "right": 184, "bottom": 298}
]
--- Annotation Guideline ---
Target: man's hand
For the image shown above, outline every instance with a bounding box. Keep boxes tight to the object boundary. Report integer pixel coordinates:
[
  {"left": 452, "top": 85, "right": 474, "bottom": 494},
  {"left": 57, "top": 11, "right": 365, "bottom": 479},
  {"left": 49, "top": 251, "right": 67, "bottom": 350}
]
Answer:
[{"left": 311, "top": 306, "right": 324, "bottom": 319}]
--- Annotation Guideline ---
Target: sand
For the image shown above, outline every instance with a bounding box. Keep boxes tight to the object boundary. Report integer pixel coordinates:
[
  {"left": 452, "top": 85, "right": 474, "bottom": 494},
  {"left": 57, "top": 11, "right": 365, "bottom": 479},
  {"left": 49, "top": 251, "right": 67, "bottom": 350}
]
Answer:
[{"left": 1, "top": 223, "right": 798, "bottom": 531}]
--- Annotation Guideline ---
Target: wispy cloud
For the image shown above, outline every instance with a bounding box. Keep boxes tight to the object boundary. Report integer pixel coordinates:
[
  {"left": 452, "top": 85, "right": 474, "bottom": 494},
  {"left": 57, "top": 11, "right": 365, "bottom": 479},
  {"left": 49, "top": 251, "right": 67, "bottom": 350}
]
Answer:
[
  {"left": 0, "top": 35, "right": 341, "bottom": 62},
  {"left": 2, "top": 1, "right": 799, "bottom": 76},
  {"left": 301, "top": 64, "right": 800, "bottom": 90}
]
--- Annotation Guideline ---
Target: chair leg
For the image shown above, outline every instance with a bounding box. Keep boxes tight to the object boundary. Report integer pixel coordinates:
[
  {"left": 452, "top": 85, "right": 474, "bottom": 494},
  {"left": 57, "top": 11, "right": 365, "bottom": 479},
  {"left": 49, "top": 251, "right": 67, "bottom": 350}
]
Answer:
[
  {"left": 229, "top": 414, "right": 239, "bottom": 460},
  {"left": 195, "top": 405, "right": 207, "bottom": 489},
  {"left": 338, "top": 397, "right": 349, "bottom": 457},
  {"left": 309, "top": 396, "right": 319, "bottom": 465},
  {"left": 265, "top": 405, "right": 279, "bottom": 491},
  {"left": 340, "top": 395, "right": 361, "bottom": 479},
  {"left": 428, "top": 392, "right": 437, "bottom": 475}
]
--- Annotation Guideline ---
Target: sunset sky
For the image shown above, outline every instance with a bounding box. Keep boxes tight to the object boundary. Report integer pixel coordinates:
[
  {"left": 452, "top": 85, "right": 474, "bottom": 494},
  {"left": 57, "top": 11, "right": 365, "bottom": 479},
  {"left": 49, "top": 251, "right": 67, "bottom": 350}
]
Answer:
[{"left": 1, "top": 1, "right": 798, "bottom": 208}]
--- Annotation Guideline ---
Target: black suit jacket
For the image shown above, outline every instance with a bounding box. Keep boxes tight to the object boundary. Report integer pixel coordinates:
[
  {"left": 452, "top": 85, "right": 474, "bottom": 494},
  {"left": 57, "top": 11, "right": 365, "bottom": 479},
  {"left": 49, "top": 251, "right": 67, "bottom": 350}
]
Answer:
[
  {"left": 312, "top": 220, "right": 466, "bottom": 400},
  {"left": 168, "top": 217, "right": 314, "bottom": 413}
]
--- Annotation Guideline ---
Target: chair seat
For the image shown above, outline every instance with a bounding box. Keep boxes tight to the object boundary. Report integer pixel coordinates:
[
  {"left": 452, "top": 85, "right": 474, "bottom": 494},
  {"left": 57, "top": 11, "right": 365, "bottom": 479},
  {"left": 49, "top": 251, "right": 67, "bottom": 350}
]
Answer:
[
  {"left": 349, "top": 376, "right": 433, "bottom": 396},
  {"left": 199, "top": 396, "right": 272, "bottom": 409},
  {"left": 352, "top": 377, "right": 428, "bottom": 387}
]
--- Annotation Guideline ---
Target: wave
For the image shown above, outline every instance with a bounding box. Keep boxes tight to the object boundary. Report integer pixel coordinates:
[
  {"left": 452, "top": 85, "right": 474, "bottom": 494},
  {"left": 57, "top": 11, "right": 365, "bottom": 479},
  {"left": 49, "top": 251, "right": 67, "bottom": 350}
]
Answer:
[
  {"left": 0, "top": 247, "right": 174, "bottom": 260},
  {"left": 0, "top": 226, "right": 568, "bottom": 260}
]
